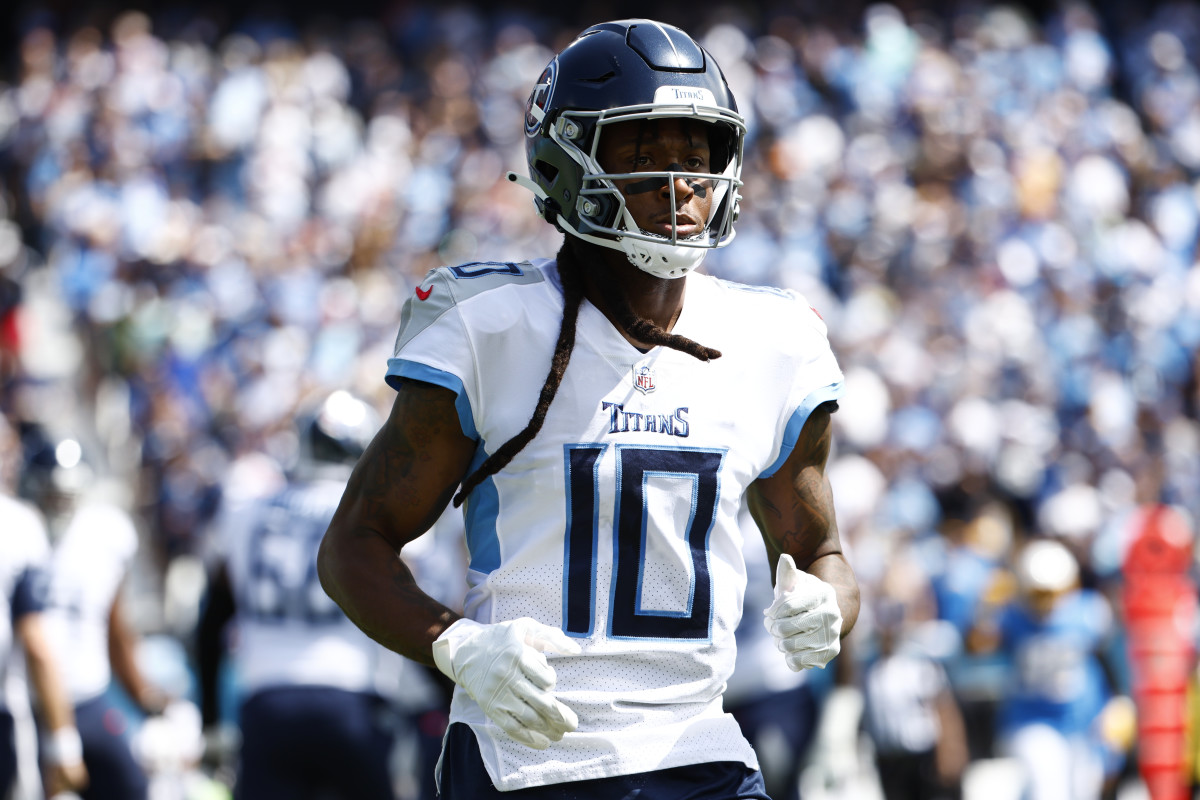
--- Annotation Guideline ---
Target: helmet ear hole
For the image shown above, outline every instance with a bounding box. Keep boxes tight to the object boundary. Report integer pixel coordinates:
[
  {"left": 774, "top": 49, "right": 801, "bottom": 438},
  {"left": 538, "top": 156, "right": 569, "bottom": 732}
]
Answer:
[{"left": 533, "top": 160, "right": 559, "bottom": 185}]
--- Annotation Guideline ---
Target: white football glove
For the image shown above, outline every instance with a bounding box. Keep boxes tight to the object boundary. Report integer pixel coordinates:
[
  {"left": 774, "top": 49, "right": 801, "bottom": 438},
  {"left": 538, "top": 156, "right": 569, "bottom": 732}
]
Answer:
[
  {"left": 763, "top": 554, "right": 842, "bottom": 670},
  {"left": 432, "top": 617, "right": 581, "bottom": 749}
]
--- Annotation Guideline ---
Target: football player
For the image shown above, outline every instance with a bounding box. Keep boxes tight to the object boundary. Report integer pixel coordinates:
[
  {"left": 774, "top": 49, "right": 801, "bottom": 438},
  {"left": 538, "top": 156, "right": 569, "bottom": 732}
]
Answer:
[
  {"left": 198, "top": 391, "right": 444, "bottom": 800},
  {"left": 0, "top": 416, "right": 88, "bottom": 798},
  {"left": 972, "top": 538, "right": 1125, "bottom": 800},
  {"left": 23, "top": 430, "right": 163, "bottom": 800},
  {"left": 319, "top": 19, "right": 859, "bottom": 799}
]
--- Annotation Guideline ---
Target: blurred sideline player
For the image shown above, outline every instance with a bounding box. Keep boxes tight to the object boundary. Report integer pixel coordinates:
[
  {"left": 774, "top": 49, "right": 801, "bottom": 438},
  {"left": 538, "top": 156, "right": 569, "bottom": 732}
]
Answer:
[
  {"left": 22, "top": 428, "right": 164, "bottom": 800},
  {"left": 970, "top": 538, "right": 1131, "bottom": 800},
  {"left": 862, "top": 600, "right": 968, "bottom": 800},
  {"left": 197, "top": 391, "right": 443, "bottom": 800},
  {"left": 0, "top": 415, "right": 88, "bottom": 798}
]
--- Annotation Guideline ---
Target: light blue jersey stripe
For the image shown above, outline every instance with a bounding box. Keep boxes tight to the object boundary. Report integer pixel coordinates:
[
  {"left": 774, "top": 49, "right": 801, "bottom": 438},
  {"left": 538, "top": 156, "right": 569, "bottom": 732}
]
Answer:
[
  {"left": 461, "top": 446, "right": 501, "bottom": 574},
  {"left": 385, "top": 359, "right": 500, "bottom": 573},
  {"left": 385, "top": 358, "right": 478, "bottom": 441},
  {"left": 759, "top": 381, "right": 845, "bottom": 479}
]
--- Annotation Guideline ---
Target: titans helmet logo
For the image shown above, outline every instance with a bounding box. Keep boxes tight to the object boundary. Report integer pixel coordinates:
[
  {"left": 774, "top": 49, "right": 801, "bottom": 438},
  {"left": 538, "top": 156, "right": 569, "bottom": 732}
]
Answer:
[{"left": 524, "top": 60, "right": 558, "bottom": 138}]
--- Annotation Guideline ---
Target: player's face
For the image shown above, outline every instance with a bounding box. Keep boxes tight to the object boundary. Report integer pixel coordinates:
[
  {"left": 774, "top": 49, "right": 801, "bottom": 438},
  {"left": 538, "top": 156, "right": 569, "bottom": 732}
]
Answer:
[{"left": 597, "top": 117, "right": 715, "bottom": 241}]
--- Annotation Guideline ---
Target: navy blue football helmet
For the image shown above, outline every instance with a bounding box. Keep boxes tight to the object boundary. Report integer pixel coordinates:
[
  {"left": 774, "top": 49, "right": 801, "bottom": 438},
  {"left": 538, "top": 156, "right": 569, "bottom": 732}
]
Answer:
[
  {"left": 298, "top": 391, "right": 380, "bottom": 469},
  {"left": 18, "top": 426, "right": 92, "bottom": 523},
  {"left": 512, "top": 19, "right": 746, "bottom": 278}
]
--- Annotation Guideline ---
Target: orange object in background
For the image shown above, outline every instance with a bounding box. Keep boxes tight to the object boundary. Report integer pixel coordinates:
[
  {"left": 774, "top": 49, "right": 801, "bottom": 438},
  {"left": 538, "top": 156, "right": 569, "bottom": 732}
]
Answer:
[{"left": 1123, "top": 505, "right": 1197, "bottom": 800}]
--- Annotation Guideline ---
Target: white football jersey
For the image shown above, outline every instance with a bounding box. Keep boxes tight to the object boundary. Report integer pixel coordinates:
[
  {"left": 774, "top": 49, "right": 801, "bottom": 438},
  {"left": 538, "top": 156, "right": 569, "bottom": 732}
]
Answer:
[
  {"left": 0, "top": 495, "right": 52, "bottom": 711},
  {"left": 389, "top": 258, "right": 844, "bottom": 790},
  {"left": 42, "top": 502, "right": 138, "bottom": 704},
  {"left": 217, "top": 477, "right": 437, "bottom": 709}
]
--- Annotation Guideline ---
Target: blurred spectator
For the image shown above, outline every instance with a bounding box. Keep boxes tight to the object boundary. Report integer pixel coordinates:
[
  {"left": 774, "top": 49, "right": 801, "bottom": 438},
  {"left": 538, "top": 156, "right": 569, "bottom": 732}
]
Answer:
[
  {"left": 929, "top": 496, "right": 1015, "bottom": 763},
  {"left": 969, "top": 538, "right": 1132, "bottom": 800}
]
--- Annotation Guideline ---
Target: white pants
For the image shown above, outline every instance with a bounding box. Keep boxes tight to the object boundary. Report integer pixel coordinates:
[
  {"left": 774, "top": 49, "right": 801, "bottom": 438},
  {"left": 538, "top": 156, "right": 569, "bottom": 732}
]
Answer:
[{"left": 1001, "top": 722, "right": 1104, "bottom": 800}]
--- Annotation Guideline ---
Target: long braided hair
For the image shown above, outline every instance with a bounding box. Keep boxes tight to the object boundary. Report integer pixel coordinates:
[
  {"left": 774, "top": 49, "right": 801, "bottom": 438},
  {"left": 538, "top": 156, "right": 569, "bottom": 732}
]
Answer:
[{"left": 451, "top": 238, "right": 722, "bottom": 507}]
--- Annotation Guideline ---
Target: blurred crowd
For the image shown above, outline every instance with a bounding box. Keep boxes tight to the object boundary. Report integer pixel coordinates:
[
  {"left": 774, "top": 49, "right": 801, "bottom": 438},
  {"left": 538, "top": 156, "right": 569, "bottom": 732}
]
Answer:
[{"left": 0, "top": 0, "right": 1198, "bottom": 797}]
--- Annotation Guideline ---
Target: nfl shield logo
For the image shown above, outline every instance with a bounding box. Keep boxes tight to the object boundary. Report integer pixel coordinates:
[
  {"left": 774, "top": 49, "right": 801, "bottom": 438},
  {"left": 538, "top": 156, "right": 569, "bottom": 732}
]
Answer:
[{"left": 633, "top": 364, "right": 656, "bottom": 395}]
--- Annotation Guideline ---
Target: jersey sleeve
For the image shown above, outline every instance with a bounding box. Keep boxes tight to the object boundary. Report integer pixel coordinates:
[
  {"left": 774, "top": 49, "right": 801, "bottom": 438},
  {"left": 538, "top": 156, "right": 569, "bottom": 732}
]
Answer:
[
  {"left": 384, "top": 261, "right": 546, "bottom": 442},
  {"left": 11, "top": 509, "right": 51, "bottom": 620},
  {"left": 211, "top": 496, "right": 255, "bottom": 569},
  {"left": 759, "top": 294, "right": 845, "bottom": 479},
  {"left": 386, "top": 267, "right": 480, "bottom": 441},
  {"left": 12, "top": 566, "right": 50, "bottom": 620},
  {"left": 90, "top": 504, "right": 141, "bottom": 571}
]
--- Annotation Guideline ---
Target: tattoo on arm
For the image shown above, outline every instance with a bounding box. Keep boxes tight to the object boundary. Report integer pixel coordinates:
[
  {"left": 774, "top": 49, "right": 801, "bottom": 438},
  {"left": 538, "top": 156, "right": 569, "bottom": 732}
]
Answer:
[
  {"left": 749, "top": 401, "right": 860, "bottom": 635},
  {"left": 322, "top": 381, "right": 473, "bottom": 664},
  {"left": 352, "top": 381, "right": 471, "bottom": 551},
  {"left": 752, "top": 402, "right": 839, "bottom": 568}
]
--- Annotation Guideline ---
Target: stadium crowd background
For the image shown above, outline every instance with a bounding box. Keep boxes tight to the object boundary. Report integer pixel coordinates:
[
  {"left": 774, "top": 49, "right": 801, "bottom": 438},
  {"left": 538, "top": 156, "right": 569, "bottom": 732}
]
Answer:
[{"left": 1, "top": 0, "right": 1198, "bottom": 795}]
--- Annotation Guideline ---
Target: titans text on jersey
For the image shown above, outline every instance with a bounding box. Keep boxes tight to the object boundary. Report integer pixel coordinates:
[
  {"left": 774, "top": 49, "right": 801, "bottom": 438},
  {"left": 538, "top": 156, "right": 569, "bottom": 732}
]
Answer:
[{"left": 602, "top": 403, "right": 690, "bottom": 436}]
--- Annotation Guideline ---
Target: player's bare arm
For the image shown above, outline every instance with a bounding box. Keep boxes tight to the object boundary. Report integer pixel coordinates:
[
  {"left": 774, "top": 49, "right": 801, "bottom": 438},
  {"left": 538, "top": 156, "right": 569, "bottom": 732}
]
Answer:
[
  {"left": 746, "top": 400, "right": 860, "bottom": 636},
  {"left": 109, "top": 587, "right": 167, "bottom": 714},
  {"left": 18, "top": 613, "right": 89, "bottom": 793},
  {"left": 318, "top": 379, "right": 476, "bottom": 666}
]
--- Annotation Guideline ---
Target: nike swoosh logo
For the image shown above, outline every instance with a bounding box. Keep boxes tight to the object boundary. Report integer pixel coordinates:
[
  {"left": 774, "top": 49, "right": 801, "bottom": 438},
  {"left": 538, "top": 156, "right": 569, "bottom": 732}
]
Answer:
[{"left": 415, "top": 285, "right": 433, "bottom": 301}]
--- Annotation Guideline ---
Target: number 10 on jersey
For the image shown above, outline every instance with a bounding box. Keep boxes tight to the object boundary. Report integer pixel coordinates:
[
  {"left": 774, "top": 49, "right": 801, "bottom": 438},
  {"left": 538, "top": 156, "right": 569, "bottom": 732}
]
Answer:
[{"left": 563, "top": 444, "right": 724, "bottom": 641}]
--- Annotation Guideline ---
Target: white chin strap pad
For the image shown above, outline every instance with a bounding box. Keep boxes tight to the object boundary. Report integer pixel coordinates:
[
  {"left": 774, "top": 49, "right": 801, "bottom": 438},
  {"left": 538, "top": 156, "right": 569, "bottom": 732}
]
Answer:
[
  {"left": 615, "top": 207, "right": 709, "bottom": 279},
  {"left": 620, "top": 237, "right": 707, "bottom": 279}
]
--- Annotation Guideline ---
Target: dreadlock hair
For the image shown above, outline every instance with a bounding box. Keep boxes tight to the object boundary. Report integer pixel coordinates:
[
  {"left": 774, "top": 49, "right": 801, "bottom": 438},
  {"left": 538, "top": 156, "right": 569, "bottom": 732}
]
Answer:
[{"left": 451, "top": 238, "right": 722, "bottom": 507}]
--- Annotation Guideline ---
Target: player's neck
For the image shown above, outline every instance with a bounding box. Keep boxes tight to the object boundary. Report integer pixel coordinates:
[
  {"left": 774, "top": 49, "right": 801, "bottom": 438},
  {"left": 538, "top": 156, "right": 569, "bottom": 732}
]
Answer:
[{"left": 582, "top": 246, "right": 686, "bottom": 346}]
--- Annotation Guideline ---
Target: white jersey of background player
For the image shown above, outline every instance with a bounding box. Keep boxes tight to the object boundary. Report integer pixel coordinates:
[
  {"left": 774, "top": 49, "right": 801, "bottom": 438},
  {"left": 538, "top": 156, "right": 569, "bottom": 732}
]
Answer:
[
  {"left": 384, "top": 254, "right": 843, "bottom": 788},
  {"left": 26, "top": 433, "right": 163, "bottom": 800},
  {"left": 206, "top": 394, "right": 436, "bottom": 708},
  {"left": 0, "top": 495, "right": 54, "bottom": 799},
  {"left": 202, "top": 391, "right": 441, "bottom": 799},
  {"left": 0, "top": 498, "right": 51, "bottom": 716},
  {"left": 213, "top": 473, "right": 420, "bottom": 701},
  {"left": 41, "top": 500, "right": 139, "bottom": 704},
  {"left": 0, "top": 421, "right": 88, "bottom": 798}
]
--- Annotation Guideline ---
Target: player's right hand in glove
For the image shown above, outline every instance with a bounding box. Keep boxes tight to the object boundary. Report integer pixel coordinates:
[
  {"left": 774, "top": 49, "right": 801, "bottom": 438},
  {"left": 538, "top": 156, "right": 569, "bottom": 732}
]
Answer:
[{"left": 432, "top": 617, "right": 581, "bottom": 749}]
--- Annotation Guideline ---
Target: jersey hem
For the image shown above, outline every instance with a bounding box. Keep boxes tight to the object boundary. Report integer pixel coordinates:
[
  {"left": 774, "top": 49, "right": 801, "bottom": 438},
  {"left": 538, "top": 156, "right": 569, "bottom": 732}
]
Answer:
[{"left": 459, "top": 712, "right": 760, "bottom": 791}]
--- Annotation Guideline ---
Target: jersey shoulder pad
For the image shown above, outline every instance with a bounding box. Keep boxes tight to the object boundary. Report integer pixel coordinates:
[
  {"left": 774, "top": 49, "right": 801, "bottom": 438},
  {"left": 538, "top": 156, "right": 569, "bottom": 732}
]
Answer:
[
  {"left": 394, "top": 260, "right": 545, "bottom": 355},
  {"left": 0, "top": 497, "right": 50, "bottom": 562},
  {"left": 708, "top": 275, "right": 793, "bottom": 301},
  {"left": 72, "top": 503, "right": 139, "bottom": 557},
  {"left": 706, "top": 275, "right": 830, "bottom": 336}
]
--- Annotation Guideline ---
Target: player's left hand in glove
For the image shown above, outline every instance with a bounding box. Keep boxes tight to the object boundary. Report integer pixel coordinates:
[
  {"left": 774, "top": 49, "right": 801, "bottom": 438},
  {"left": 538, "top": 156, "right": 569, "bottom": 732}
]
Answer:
[
  {"left": 764, "top": 554, "right": 842, "bottom": 670},
  {"left": 432, "top": 617, "right": 581, "bottom": 749}
]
